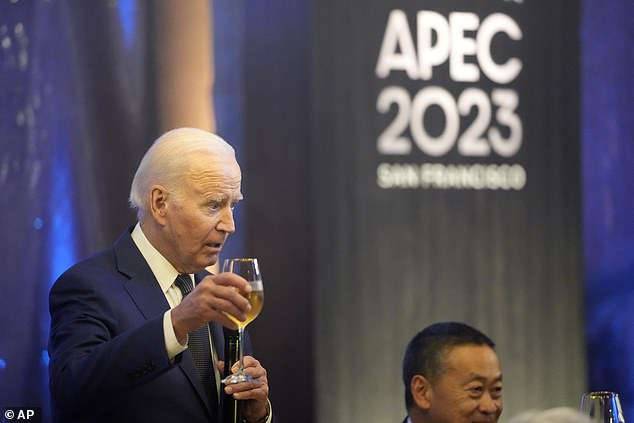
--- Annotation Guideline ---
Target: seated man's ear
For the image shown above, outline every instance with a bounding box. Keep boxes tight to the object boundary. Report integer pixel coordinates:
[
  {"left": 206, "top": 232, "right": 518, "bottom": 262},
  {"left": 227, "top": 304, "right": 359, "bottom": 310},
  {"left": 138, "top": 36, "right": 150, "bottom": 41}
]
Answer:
[{"left": 411, "top": 375, "right": 432, "bottom": 410}]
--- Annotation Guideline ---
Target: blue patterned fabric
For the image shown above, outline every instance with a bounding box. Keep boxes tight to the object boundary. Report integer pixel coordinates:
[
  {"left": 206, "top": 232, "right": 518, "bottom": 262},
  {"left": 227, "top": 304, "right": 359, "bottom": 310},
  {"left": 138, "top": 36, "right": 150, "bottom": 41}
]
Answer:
[{"left": 582, "top": 0, "right": 634, "bottom": 417}]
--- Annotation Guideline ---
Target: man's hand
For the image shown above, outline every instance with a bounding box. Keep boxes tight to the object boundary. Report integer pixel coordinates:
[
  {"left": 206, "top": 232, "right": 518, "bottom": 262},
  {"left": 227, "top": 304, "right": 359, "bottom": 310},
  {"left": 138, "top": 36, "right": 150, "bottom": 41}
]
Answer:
[
  {"left": 171, "top": 273, "right": 251, "bottom": 342},
  {"left": 217, "top": 356, "right": 270, "bottom": 422}
]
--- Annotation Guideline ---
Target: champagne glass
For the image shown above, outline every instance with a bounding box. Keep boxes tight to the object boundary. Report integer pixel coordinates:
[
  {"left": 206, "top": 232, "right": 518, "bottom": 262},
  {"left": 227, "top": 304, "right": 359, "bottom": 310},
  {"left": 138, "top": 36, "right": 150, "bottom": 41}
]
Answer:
[
  {"left": 221, "top": 258, "right": 264, "bottom": 385},
  {"left": 580, "top": 391, "right": 626, "bottom": 423}
]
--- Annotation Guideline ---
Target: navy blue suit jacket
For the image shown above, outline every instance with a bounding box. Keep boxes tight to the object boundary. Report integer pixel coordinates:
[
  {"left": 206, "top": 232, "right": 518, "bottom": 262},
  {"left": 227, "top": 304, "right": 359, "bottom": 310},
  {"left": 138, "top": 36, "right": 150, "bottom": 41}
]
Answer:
[{"left": 48, "top": 228, "right": 253, "bottom": 422}]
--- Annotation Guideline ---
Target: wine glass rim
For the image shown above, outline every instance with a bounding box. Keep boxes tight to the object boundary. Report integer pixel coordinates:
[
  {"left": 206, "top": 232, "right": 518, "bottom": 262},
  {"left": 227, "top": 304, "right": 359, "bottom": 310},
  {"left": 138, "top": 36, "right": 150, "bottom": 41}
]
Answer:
[
  {"left": 225, "top": 257, "right": 258, "bottom": 262},
  {"left": 584, "top": 391, "right": 619, "bottom": 397}
]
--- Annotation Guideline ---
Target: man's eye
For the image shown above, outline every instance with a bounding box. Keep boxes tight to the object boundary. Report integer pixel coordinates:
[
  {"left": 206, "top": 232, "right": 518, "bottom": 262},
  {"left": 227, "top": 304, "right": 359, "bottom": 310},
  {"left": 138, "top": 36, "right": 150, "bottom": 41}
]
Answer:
[
  {"left": 469, "top": 387, "right": 484, "bottom": 395},
  {"left": 230, "top": 202, "right": 239, "bottom": 210},
  {"left": 209, "top": 202, "right": 221, "bottom": 211}
]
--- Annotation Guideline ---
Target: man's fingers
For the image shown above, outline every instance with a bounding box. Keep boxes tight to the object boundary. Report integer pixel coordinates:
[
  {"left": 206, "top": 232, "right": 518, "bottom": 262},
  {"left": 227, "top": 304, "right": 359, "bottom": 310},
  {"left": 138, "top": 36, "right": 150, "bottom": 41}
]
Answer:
[
  {"left": 174, "top": 274, "right": 255, "bottom": 332},
  {"left": 201, "top": 273, "right": 251, "bottom": 294},
  {"left": 189, "top": 282, "right": 251, "bottom": 322},
  {"left": 215, "top": 313, "right": 240, "bottom": 330}
]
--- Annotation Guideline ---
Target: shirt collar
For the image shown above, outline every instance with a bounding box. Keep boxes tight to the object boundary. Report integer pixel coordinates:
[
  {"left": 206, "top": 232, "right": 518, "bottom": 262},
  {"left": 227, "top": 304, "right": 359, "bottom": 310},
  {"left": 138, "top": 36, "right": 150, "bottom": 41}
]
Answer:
[{"left": 131, "top": 223, "right": 192, "bottom": 292}]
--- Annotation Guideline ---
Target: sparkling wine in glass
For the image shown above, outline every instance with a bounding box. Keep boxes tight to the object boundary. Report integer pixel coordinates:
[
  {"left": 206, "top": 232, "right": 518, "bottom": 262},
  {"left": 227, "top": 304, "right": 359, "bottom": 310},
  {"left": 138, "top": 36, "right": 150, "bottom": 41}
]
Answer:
[
  {"left": 580, "top": 391, "right": 626, "bottom": 423},
  {"left": 221, "top": 258, "right": 264, "bottom": 385}
]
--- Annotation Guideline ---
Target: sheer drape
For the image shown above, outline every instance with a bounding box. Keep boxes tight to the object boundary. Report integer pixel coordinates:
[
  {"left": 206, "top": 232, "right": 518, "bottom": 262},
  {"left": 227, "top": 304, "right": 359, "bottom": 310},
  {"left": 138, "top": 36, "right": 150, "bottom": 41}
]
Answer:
[{"left": 0, "top": 0, "right": 188, "bottom": 416}]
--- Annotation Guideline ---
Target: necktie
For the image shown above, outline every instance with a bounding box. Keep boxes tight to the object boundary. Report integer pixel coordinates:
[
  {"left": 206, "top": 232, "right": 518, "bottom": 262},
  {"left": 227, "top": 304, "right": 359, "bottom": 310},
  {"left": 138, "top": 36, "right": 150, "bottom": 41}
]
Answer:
[{"left": 174, "top": 274, "right": 219, "bottom": 416}]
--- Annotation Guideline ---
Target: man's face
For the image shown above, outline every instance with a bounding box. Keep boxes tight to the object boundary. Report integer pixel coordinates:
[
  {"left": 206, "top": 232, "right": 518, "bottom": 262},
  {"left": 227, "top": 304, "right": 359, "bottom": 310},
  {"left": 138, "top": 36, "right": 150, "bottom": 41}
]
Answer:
[
  {"left": 427, "top": 344, "right": 503, "bottom": 423},
  {"left": 161, "top": 153, "right": 242, "bottom": 274}
]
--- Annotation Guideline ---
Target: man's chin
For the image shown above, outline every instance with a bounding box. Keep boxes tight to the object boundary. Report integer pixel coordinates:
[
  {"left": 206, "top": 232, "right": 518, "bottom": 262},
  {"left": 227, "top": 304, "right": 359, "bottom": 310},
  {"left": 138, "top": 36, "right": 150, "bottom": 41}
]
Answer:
[{"left": 203, "top": 254, "right": 219, "bottom": 269}]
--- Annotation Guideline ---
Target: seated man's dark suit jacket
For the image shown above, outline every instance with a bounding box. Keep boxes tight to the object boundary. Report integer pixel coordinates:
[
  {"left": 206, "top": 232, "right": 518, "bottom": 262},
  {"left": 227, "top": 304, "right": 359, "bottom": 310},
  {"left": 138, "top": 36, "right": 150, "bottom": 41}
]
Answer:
[{"left": 49, "top": 227, "right": 258, "bottom": 423}]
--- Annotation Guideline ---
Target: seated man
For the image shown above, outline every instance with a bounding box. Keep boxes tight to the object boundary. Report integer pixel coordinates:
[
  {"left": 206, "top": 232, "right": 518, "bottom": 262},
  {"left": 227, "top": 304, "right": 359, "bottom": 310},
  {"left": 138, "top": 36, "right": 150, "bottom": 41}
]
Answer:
[{"left": 402, "top": 321, "right": 503, "bottom": 423}]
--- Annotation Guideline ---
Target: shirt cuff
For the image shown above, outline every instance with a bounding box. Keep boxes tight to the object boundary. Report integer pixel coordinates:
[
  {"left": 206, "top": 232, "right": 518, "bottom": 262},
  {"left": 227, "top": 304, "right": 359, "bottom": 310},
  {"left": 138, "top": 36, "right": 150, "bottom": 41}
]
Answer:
[
  {"left": 265, "top": 400, "right": 273, "bottom": 423},
  {"left": 163, "top": 309, "right": 187, "bottom": 361},
  {"left": 245, "top": 399, "right": 272, "bottom": 423}
]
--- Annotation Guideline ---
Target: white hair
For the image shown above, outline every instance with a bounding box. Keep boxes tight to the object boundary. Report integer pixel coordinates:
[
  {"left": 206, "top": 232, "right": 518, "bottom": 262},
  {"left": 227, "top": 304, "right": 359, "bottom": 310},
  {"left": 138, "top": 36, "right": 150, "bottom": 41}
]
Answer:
[
  {"left": 508, "top": 407, "right": 592, "bottom": 423},
  {"left": 129, "top": 127, "right": 236, "bottom": 219}
]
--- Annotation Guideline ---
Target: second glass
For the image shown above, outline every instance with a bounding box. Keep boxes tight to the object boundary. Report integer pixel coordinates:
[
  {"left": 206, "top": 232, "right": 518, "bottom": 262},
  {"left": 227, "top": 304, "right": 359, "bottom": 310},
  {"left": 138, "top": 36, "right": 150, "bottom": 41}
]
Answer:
[{"left": 580, "top": 391, "right": 626, "bottom": 423}]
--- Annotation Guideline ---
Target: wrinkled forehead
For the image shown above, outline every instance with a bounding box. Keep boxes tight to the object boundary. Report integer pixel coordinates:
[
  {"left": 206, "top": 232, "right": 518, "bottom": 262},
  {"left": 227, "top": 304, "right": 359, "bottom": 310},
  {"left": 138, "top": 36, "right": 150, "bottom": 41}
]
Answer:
[{"left": 187, "top": 151, "right": 242, "bottom": 187}]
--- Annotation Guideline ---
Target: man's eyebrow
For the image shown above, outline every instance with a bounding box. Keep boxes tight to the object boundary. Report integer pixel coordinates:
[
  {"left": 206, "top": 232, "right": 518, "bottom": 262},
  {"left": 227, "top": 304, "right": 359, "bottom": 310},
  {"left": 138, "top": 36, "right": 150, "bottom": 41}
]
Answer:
[
  {"left": 466, "top": 372, "right": 503, "bottom": 382},
  {"left": 204, "top": 194, "right": 226, "bottom": 202},
  {"left": 201, "top": 191, "right": 242, "bottom": 203}
]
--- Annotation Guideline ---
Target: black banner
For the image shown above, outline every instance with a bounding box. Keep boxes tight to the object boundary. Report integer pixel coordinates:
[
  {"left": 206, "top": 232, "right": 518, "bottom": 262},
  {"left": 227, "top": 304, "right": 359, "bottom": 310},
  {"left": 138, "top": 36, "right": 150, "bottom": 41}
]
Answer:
[{"left": 312, "top": 0, "right": 583, "bottom": 421}]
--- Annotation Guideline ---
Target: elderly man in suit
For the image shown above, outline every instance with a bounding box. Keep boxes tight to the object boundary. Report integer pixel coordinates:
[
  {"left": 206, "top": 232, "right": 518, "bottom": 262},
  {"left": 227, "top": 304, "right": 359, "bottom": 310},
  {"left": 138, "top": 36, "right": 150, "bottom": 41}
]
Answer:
[
  {"left": 49, "top": 128, "right": 272, "bottom": 423},
  {"left": 402, "top": 321, "right": 503, "bottom": 423}
]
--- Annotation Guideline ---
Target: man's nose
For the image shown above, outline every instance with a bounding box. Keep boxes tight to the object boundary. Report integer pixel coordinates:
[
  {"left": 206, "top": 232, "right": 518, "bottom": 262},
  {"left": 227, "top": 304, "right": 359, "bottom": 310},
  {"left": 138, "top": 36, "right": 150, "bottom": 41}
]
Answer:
[
  {"left": 217, "top": 207, "right": 235, "bottom": 233},
  {"left": 479, "top": 392, "right": 501, "bottom": 415}
]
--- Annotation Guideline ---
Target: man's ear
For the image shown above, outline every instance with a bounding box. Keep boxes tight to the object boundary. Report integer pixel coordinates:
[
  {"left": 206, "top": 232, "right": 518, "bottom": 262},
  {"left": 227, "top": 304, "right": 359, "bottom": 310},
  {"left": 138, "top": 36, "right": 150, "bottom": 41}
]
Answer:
[
  {"left": 411, "top": 375, "right": 432, "bottom": 411},
  {"left": 149, "top": 185, "right": 169, "bottom": 224}
]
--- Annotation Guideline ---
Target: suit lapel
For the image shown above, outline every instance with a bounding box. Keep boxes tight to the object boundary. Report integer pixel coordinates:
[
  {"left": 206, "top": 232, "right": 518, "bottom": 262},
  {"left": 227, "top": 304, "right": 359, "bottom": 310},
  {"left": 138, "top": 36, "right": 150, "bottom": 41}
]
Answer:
[
  {"left": 210, "top": 322, "right": 225, "bottom": 362},
  {"left": 113, "top": 228, "right": 216, "bottom": 419},
  {"left": 114, "top": 228, "right": 169, "bottom": 319},
  {"left": 178, "top": 336, "right": 217, "bottom": 418}
]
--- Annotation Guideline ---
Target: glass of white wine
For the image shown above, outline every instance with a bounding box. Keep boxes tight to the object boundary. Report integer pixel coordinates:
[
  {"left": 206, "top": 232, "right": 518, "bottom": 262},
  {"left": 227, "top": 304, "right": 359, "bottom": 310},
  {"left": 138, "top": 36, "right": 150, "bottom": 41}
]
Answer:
[{"left": 221, "top": 258, "right": 264, "bottom": 385}]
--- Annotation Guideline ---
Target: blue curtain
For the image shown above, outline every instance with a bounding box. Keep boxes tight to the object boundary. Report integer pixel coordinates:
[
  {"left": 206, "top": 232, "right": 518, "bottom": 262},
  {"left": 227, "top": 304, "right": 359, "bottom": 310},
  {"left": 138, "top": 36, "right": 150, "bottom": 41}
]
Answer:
[
  {"left": 0, "top": 0, "right": 158, "bottom": 418},
  {"left": 582, "top": 0, "right": 634, "bottom": 417}
]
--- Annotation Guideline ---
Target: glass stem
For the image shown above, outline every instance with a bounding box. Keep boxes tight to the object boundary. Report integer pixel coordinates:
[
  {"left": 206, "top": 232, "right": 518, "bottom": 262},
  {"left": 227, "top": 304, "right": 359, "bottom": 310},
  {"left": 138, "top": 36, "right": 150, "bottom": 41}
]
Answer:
[{"left": 238, "top": 326, "right": 245, "bottom": 373}]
